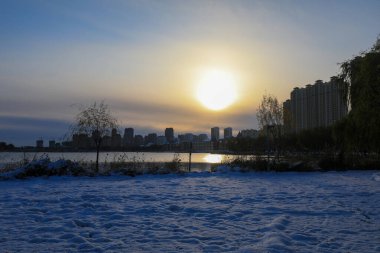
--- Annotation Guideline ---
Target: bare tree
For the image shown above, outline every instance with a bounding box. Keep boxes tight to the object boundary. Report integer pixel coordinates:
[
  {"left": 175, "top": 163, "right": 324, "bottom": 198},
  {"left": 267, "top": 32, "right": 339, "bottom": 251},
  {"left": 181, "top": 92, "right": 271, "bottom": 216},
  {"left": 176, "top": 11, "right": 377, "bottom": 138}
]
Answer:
[
  {"left": 256, "top": 93, "right": 283, "bottom": 161},
  {"left": 72, "top": 101, "right": 117, "bottom": 172}
]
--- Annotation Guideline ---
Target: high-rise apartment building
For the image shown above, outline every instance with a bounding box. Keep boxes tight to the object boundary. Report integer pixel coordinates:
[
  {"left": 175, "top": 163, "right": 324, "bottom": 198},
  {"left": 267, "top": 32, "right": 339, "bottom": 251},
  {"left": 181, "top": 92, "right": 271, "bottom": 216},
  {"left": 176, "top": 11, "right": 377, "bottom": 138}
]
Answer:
[
  {"left": 224, "top": 127, "right": 233, "bottom": 139},
  {"left": 284, "top": 78, "right": 347, "bottom": 133},
  {"left": 111, "top": 128, "right": 121, "bottom": 148},
  {"left": 211, "top": 127, "right": 219, "bottom": 141},
  {"left": 36, "top": 139, "right": 43, "bottom": 148},
  {"left": 123, "top": 128, "right": 134, "bottom": 146},
  {"left": 165, "top": 128, "right": 174, "bottom": 143},
  {"left": 134, "top": 135, "right": 144, "bottom": 146},
  {"left": 156, "top": 136, "right": 168, "bottom": 145},
  {"left": 49, "top": 140, "right": 56, "bottom": 149},
  {"left": 145, "top": 133, "right": 157, "bottom": 145},
  {"left": 198, "top": 134, "right": 209, "bottom": 142}
]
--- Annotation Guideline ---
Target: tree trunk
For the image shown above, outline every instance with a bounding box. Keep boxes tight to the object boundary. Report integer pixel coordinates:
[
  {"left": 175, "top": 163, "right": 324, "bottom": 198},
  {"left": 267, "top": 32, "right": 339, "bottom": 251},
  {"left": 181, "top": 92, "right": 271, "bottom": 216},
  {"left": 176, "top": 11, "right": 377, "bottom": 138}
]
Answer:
[
  {"left": 277, "top": 129, "right": 282, "bottom": 162},
  {"left": 96, "top": 144, "right": 100, "bottom": 173}
]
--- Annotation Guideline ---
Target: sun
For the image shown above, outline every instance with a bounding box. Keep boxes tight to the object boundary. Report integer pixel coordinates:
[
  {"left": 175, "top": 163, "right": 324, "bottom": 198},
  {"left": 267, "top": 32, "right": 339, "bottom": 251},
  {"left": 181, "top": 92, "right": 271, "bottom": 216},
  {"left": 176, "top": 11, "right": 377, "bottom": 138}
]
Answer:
[{"left": 196, "top": 69, "right": 237, "bottom": 110}]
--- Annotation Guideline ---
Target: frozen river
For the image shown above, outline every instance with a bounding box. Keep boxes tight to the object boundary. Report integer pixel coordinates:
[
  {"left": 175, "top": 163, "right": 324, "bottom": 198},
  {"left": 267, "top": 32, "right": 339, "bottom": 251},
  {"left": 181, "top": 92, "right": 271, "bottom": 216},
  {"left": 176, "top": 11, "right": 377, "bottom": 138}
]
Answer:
[{"left": 0, "top": 171, "right": 379, "bottom": 252}]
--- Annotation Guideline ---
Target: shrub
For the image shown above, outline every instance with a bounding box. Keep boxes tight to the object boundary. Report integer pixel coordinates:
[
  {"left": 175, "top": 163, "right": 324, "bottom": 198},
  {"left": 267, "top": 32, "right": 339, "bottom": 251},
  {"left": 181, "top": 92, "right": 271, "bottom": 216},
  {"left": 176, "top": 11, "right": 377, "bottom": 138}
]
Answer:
[
  {"left": 15, "top": 159, "right": 51, "bottom": 178},
  {"left": 164, "top": 153, "right": 184, "bottom": 173}
]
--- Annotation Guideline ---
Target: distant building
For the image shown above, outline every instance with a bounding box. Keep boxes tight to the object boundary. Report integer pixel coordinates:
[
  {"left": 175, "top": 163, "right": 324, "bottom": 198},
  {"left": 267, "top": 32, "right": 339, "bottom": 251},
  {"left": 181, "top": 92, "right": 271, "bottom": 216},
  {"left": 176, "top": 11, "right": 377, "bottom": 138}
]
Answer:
[
  {"left": 178, "top": 133, "right": 195, "bottom": 143},
  {"left": 211, "top": 127, "right": 219, "bottom": 142},
  {"left": 286, "top": 78, "right": 347, "bottom": 133},
  {"left": 156, "top": 136, "right": 168, "bottom": 145},
  {"left": 36, "top": 139, "right": 43, "bottom": 148},
  {"left": 134, "top": 135, "right": 144, "bottom": 146},
  {"left": 184, "top": 133, "right": 194, "bottom": 142},
  {"left": 0, "top": 142, "right": 14, "bottom": 151},
  {"left": 165, "top": 128, "right": 174, "bottom": 143},
  {"left": 145, "top": 133, "right": 157, "bottom": 145},
  {"left": 123, "top": 128, "right": 134, "bottom": 146},
  {"left": 197, "top": 134, "right": 209, "bottom": 142},
  {"left": 73, "top": 134, "right": 91, "bottom": 149},
  {"left": 111, "top": 128, "right": 122, "bottom": 148},
  {"left": 49, "top": 140, "right": 56, "bottom": 149},
  {"left": 193, "top": 134, "right": 208, "bottom": 142},
  {"left": 238, "top": 129, "right": 259, "bottom": 139},
  {"left": 224, "top": 127, "right": 233, "bottom": 139}
]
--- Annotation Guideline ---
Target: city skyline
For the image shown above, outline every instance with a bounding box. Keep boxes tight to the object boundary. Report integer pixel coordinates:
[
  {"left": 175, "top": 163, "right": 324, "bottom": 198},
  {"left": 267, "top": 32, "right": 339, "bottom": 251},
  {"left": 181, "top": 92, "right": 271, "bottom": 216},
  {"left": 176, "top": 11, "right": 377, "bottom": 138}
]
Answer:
[
  {"left": 1, "top": 0, "right": 380, "bottom": 146},
  {"left": 28, "top": 125, "right": 239, "bottom": 152},
  {"left": 34, "top": 125, "right": 238, "bottom": 148}
]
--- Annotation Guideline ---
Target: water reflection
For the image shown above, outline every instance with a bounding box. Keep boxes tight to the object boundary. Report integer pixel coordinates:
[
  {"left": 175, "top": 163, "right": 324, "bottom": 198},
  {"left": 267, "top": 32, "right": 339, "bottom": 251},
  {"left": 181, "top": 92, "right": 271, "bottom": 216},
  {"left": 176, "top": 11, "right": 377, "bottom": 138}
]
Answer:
[
  {"left": 203, "top": 154, "right": 223, "bottom": 164},
  {"left": 0, "top": 152, "right": 233, "bottom": 165}
]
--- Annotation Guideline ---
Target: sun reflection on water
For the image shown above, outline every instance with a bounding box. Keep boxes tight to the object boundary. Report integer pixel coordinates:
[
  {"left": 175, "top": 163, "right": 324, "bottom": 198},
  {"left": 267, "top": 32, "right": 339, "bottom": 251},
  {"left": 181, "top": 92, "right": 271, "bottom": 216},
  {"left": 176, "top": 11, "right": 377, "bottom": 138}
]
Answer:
[{"left": 203, "top": 154, "right": 223, "bottom": 164}]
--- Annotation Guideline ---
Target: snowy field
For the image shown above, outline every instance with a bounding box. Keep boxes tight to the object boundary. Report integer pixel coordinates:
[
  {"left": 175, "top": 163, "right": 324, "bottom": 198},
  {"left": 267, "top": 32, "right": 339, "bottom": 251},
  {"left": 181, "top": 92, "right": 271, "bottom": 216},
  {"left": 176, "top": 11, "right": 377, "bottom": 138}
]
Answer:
[{"left": 0, "top": 172, "right": 379, "bottom": 252}]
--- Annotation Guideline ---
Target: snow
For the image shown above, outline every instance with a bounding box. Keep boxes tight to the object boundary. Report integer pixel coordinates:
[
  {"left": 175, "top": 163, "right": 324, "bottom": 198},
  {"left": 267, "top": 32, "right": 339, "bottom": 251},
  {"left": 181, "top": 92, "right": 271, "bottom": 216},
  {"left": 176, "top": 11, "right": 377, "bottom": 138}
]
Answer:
[{"left": 0, "top": 172, "right": 379, "bottom": 252}]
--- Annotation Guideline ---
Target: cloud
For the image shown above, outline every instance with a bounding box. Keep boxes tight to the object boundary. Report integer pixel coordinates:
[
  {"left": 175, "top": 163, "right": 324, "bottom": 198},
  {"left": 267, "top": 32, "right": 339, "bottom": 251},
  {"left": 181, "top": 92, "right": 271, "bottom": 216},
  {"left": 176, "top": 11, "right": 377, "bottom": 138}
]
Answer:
[
  {"left": 0, "top": 116, "right": 71, "bottom": 146},
  {"left": 0, "top": 99, "right": 258, "bottom": 146},
  {"left": 112, "top": 98, "right": 258, "bottom": 135}
]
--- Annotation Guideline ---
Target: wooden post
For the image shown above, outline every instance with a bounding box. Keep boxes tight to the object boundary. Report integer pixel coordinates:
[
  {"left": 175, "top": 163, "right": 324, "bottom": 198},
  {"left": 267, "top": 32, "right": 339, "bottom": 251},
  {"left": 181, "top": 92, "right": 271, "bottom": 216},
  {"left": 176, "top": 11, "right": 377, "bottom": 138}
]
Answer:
[
  {"left": 267, "top": 126, "right": 270, "bottom": 168},
  {"left": 188, "top": 142, "right": 192, "bottom": 172}
]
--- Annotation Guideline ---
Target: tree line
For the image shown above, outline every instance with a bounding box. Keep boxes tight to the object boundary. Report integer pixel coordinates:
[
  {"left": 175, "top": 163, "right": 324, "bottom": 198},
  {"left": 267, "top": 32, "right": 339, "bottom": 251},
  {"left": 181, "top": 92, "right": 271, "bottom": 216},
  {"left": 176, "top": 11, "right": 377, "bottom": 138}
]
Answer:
[{"left": 335, "top": 38, "right": 380, "bottom": 155}]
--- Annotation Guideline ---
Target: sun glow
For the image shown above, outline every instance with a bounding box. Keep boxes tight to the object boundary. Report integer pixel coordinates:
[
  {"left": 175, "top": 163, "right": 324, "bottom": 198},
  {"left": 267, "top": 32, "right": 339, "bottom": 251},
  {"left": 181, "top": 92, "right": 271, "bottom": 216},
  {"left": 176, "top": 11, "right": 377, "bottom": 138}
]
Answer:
[
  {"left": 196, "top": 69, "right": 237, "bottom": 110},
  {"left": 203, "top": 154, "right": 223, "bottom": 164}
]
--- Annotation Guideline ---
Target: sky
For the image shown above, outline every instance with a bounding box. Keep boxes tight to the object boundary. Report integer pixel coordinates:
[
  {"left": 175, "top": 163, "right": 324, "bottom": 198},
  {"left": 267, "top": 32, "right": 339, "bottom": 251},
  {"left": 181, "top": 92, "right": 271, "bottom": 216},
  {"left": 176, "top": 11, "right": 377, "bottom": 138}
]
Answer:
[{"left": 0, "top": 0, "right": 379, "bottom": 146}]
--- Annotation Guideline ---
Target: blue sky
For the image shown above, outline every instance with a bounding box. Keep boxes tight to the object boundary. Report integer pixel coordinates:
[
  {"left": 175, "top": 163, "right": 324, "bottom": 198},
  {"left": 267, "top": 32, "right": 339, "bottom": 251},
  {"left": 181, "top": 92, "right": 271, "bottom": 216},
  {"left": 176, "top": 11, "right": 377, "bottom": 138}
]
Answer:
[{"left": 1, "top": 0, "right": 379, "bottom": 146}]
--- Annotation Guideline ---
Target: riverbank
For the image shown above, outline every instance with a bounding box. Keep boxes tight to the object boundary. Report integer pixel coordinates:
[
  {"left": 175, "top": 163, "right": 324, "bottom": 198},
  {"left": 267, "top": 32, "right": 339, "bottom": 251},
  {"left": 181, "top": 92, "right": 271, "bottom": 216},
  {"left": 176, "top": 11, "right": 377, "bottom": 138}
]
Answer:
[
  {"left": 0, "top": 157, "right": 190, "bottom": 179},
  {"left": 223, "top": 154, "right": 380, "bottom": 172},
  {"left": 1, "top": 154, "right": 379, "bottom": 180}
]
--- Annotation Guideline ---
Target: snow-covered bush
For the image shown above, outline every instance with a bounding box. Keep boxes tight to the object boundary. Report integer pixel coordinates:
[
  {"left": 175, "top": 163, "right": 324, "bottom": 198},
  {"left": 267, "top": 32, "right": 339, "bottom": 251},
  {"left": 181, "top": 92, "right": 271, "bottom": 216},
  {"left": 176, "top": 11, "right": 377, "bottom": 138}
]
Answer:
[
  {"left": 15, "top": 158, "right": 51, "bottom": 178},
  {"left": 0, "top": 159, "right": 88, "bottom": 179}
]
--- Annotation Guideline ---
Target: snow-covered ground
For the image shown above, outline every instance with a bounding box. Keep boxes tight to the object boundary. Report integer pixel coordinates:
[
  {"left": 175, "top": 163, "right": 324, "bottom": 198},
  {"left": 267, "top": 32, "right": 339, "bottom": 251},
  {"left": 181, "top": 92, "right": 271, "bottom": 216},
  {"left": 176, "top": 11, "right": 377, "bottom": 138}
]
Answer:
[{"left": 0, "top": 171, "right": 379, "bottom": 252}]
